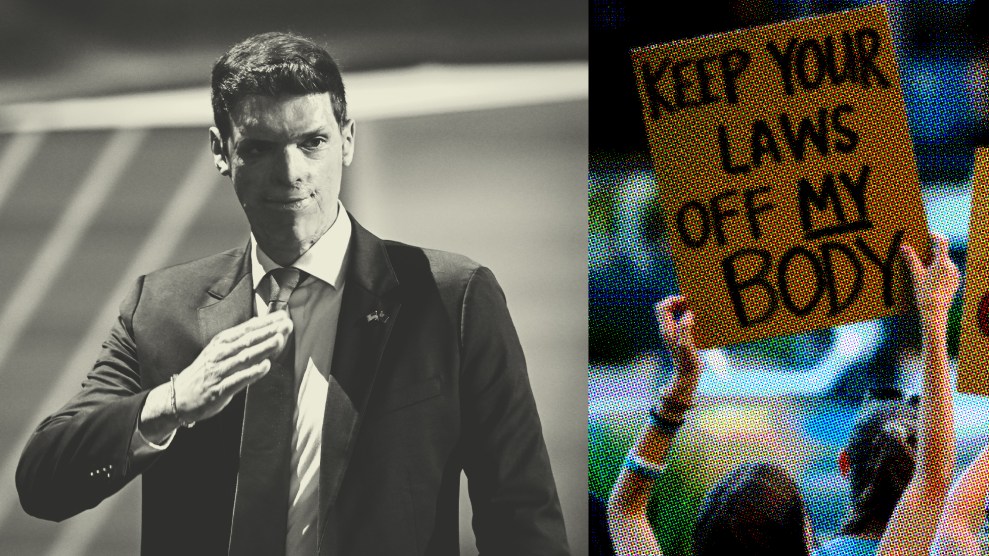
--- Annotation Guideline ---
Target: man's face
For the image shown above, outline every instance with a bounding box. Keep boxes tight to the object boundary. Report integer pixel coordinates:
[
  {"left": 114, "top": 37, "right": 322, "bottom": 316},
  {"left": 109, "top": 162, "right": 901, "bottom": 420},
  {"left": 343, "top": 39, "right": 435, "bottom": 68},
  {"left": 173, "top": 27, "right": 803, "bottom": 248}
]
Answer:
[{"left": 211, "top": 93, "right": 355, "bottom": 262}]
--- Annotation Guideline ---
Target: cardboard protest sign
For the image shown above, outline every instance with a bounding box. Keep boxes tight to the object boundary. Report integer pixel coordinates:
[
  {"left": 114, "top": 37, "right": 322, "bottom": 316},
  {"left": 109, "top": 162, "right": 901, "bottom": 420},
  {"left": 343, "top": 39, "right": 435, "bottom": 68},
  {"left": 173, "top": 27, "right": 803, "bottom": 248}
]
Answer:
[
  {"left": 957, "top": 149, "right": 989, "bottom": 396},
  {"left": 631, "top": 5, "right": 930, "bottom": 349}
]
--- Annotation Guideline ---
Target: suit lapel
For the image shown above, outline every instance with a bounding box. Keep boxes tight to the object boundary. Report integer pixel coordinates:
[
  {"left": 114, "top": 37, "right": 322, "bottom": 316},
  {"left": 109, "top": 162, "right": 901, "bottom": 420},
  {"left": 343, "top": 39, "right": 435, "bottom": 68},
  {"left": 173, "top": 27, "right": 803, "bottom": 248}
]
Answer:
[
  {"left": 318, "top": 216, "right": 401, "bottom": 550},
  {"left": 188, "top": 231, "right": 402, "bottom": 551},
  {"left": 197, "top": 244, "right": 254, "bottom": 346},
  {"left": 191, "top": 246, "right": 254, "bottom": 555}
]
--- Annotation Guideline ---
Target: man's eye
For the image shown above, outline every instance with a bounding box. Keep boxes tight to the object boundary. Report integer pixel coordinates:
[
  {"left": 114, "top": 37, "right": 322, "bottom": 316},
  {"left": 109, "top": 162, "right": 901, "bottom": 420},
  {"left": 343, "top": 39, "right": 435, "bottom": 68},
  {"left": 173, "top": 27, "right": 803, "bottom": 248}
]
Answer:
[
  {"left": 239, "top": 144, "right": 269, "bottom": 157},
  {"left": 301, "top": 137, "right": 327, "bottom": 150}
]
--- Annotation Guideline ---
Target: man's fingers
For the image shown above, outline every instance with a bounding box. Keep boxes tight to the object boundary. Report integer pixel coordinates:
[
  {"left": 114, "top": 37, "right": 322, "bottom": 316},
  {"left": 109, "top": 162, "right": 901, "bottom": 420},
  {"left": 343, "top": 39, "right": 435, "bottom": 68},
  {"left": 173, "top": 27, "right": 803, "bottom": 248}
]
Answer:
[
  {"left": 216, "top": 359, "right": 272, "bottom": 400},
  {"left": 214, "top": 332, "right": 287, "bottom": 376},
  {"left": 211, "top": 317, "right": 292, "bottom": 360},
  {"left": 213, "top": 311, "right": 291, "bottom": 345}
]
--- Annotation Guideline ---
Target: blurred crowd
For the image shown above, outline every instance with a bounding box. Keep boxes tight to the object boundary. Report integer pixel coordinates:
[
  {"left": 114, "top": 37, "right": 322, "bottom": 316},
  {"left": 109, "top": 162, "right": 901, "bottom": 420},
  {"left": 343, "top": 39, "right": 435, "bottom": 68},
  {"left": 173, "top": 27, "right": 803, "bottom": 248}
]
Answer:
[{"left": 594, "top": 233, "right": 985, "bottom": 556}]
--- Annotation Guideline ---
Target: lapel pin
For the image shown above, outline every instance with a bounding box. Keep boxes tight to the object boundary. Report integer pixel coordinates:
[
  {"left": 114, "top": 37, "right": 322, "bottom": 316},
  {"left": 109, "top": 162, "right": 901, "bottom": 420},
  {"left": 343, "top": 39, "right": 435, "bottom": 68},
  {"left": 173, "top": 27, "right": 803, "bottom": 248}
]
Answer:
[{"left": 366, "top": 309, "right": 389, "bottom": 324}]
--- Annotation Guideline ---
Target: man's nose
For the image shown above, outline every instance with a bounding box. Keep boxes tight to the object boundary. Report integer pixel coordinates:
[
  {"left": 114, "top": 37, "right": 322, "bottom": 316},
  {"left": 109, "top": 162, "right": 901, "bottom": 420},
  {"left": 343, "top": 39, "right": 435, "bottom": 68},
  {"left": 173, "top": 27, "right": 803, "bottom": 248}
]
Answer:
[{"left": 275, "top": 146, "right": 307, "bottom": 185}]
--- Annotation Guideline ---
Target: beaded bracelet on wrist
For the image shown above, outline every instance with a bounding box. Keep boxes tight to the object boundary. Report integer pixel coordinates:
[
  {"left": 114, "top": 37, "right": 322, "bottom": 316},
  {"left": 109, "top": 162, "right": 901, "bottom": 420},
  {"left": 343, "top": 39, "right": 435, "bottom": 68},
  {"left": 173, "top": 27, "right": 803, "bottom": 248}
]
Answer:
[
  {"left": 170, "top": 375, "right": 196, "bottom": 429},
  {"left": 648, "top": 406, "right": 685, "bottom": 436},
  {"left": 623, "top": 453, "right": 667, "bottom": 481}
]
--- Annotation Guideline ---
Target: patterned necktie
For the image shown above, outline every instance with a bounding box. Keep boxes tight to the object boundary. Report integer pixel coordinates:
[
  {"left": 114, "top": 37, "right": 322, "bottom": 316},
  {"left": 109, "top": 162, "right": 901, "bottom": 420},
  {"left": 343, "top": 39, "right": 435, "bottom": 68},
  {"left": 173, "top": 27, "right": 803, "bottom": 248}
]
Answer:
[{"left": 229, "top": 267, "right": 307, "bottom": 556}]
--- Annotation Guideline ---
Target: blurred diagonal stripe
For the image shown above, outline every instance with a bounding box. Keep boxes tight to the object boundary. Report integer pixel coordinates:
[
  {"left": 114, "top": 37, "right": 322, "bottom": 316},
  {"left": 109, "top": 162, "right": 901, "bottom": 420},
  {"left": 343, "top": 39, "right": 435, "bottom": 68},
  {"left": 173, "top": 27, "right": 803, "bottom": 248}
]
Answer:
[
  {"left": 0, "top": 153, "right": 217, "bottom": 548},
  {"left": 0, "top": 133, "right": 44, "bottom": 211},
  {"left": 0, "top": 62, "right": 588, "bottom": 131},
  {"left": 0, "top": 129, "right": 145, "bottom": 381}
]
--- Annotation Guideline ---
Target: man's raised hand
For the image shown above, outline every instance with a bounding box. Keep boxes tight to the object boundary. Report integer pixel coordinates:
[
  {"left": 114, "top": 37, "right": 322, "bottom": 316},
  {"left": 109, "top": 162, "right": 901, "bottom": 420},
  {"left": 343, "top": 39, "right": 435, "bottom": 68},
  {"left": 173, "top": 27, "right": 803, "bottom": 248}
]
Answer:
[
  {"left": 137, "top": 311, "right": 292, "bottom": 443},
  {"left": 172, "top": 311, "right": 292, "bottom": 423}
]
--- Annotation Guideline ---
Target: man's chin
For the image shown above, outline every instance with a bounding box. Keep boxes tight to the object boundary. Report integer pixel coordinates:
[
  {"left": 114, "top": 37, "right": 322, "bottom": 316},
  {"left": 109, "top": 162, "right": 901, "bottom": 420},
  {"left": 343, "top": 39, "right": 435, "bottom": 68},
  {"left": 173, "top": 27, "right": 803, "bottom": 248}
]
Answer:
[{"left": 253, "top": 221, "right": 331, "bottom": 260}]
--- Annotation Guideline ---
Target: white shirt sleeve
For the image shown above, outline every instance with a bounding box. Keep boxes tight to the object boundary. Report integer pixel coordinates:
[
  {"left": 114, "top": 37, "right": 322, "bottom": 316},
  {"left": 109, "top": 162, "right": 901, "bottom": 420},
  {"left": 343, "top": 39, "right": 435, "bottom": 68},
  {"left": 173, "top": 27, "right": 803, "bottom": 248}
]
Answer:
[{"left": 129, "top": 417, "right": 176, "bottom": 459}]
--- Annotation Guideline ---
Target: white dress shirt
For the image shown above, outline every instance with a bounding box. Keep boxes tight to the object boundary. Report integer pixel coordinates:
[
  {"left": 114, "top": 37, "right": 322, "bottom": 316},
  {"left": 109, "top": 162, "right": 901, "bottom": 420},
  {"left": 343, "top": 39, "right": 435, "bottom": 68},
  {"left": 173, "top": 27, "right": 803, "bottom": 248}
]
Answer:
[
  {"left": 250, "top": 202, "right": 350, "bottom": 556},
  {"left": 133, "top": 201, "right": 351, "bottom": 556}
]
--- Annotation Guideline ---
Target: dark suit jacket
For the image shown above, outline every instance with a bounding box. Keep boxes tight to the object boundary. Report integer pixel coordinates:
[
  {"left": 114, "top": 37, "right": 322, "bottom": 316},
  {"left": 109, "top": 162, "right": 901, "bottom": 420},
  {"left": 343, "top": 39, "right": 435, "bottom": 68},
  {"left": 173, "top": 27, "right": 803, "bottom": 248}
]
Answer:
[{"left": 16, "top": 216, "right": 570, "bottom": 556}]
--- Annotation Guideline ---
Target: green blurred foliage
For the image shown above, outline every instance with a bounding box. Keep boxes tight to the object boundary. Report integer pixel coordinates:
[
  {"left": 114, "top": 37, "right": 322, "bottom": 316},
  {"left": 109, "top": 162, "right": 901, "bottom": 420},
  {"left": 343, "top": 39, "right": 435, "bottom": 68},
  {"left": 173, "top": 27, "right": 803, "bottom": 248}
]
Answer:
[{"left": 589, "top": 188, "right": 617, "bottom": 236}]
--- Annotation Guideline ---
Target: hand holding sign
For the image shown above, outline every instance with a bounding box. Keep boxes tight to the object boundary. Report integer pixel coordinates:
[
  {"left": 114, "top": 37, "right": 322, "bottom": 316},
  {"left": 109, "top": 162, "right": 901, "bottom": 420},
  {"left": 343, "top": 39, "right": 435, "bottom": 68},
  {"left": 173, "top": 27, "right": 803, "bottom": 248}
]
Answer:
[{"left": 901, "top": 234, "right": 960, "bottom": 334}]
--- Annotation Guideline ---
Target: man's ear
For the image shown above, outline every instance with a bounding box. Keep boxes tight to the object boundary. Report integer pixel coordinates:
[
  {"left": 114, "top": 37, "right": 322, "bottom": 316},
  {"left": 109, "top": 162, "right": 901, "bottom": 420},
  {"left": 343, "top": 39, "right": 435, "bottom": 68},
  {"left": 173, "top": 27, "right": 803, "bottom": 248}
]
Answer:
[
  {"left": 209, "top": 127, "right": 231, "bottom": 177},
  {"left": 838, "top": 449, "right": 851, "bottom": 477},
  {"left": 341, "top": 118, "right": 356, "bottom": 166}
]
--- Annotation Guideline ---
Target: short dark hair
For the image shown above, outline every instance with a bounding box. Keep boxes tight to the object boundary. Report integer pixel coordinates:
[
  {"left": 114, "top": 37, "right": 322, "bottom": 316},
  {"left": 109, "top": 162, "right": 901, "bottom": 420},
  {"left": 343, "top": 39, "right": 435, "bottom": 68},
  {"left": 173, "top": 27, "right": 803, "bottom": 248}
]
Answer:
[
  {"left": 841, "top": 397, "right": 917, "bottom": 536},
  {"left": 694, "top": 462, "right": 809, "bottom": 556},
  {"left": 211, "top": 31, "right": 347, "bottom": 139}
]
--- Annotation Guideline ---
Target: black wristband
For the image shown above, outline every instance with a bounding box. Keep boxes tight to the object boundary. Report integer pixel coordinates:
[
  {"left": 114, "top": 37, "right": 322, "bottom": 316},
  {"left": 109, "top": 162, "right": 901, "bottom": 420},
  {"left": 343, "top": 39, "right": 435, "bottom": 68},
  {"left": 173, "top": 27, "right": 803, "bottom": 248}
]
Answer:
[{"left": 658, "top": 397, "right": 692, "bottom": 414}]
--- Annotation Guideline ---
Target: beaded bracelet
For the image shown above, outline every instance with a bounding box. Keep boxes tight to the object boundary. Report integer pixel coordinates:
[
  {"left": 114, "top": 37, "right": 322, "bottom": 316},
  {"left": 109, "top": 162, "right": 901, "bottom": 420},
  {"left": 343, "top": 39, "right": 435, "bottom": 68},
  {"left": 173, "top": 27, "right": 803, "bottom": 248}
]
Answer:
[
  {"left": 623, "top": 453, "right": 667, "bottom": 481},
  {"left": 170, "top": 375, "right": 196, "bottom": 429},
  {"left": 648, "top": 406, "right": 685, "bottom": 436}
]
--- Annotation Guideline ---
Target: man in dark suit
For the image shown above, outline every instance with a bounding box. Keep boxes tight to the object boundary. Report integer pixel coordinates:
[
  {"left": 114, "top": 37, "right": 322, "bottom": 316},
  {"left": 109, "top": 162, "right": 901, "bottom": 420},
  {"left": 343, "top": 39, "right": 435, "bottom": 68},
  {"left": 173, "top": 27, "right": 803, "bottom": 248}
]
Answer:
[{"left": 15, "top": 31, "right": 570, "bottom": 556}]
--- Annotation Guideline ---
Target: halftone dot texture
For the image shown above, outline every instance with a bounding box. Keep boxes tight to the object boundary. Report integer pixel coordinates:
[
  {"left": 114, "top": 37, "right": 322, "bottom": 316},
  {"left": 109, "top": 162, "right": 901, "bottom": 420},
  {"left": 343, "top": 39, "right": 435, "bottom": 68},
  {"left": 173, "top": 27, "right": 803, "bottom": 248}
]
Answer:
[
  {"left": 589, "top": 151, "right": 669, "bottom": 362},
  {"left": 952, "top": 149, "right": 989, "bottom": 395},
  {"left": 590, "top": 0, "right": 986, "bottom": 551}
]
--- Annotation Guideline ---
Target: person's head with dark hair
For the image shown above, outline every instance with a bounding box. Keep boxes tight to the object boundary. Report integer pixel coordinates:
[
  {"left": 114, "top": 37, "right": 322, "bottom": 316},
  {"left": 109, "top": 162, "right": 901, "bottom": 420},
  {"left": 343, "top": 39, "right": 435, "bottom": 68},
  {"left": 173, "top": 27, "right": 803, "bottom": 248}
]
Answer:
[
  {"left": 207, "top": 31, "right": 357, "bottom": 267},
  {"left": 210, "top": 31, "right": 348, "bottom": 141},
  {"left": 838, "top": 395, "right": 918, "bottom": 537},
  {"left": 694, "top": 462, "right": 811, "bottom": 556}
]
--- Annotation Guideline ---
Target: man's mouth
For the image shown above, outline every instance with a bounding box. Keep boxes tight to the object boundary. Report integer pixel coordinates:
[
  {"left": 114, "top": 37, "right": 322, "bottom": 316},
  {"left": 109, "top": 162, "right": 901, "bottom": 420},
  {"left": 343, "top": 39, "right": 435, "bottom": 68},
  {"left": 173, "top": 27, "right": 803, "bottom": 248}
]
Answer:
[{"left": 264, "top": 193, "right": 314, "bottom": 210}]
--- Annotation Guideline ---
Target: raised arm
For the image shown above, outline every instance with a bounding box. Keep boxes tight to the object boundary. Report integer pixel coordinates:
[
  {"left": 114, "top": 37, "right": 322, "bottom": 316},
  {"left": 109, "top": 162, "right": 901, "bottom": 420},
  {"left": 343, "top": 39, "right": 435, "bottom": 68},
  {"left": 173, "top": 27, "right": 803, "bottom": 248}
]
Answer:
[
  {"left": 16, "top": 277, "right": 291, "bottom": 522},
  {"left": 16, "top": 280, "right": 150, "bottom": 521},
  {"left": 877, "top": 233, "right": 959, "bottom": 556},
  {"left": 608, "top": 296, "right": 701, "bottom": 556},
  {"left": 929, "top": 440, "right": 989, "bottom": 556}
]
